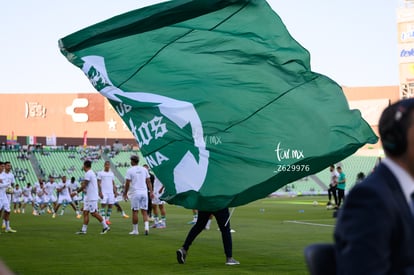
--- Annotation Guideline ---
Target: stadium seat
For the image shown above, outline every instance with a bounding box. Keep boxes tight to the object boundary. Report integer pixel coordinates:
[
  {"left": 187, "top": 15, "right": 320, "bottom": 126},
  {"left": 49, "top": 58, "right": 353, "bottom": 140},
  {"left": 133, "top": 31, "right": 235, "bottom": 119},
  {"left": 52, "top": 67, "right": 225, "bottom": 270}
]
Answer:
[{"left": 304, "top": 243, "right": 336, "bottom": 275}]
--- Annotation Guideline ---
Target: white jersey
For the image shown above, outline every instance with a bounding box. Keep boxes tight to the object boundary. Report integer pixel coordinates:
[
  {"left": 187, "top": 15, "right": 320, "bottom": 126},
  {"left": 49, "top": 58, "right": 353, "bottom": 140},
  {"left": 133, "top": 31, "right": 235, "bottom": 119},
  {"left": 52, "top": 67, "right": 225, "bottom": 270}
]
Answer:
[
  {"left": 68, "top": 180, "right": 80, "bottom": 201},
  {"left": 152, "top": 177, "right": 165, "bottom": 205},
  {"left": 22, "top": 186, "right": 34, "bottom": 203},
  {"left": 125, "top": 165, "right": 150, "bottom": 197},
  {"left": 35, "top": 185, "right": 47, "bottom": 203},
  {"left": 84, "top": 169, "right": 99, "bottom": 201},
  {"left": 97, "top": 170, "right": 115, "bottom": 194},
  {"left": 0, "top": 171, "right": 15, "bottom": 201},
  {"left": 56, "top": 181, "right": 70, "bottom": 197},
  {"left": 12, "top": 188, "right": 22, "bottom": 203},
  {"left": 44, "top": 182, "right": 57, "bottom": 198},
  {"left": 68, "top": 181, "right": 79, "bottom": 193},
  {"left": 330, "top": 170, "right": 339, "bottom": 186},
  {"left": 22, "top": 186, "right": 33, "bottom": 198},
  {"left": 153, "top": 177, "right": 164, "bottom": 196}
]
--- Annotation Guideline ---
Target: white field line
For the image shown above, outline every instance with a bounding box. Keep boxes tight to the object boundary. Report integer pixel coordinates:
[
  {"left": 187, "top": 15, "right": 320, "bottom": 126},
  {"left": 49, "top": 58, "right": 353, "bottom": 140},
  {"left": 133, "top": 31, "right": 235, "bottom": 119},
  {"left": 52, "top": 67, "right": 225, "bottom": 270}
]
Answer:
[{"left": 283, "top": 220, "right": 334, "bottom": 227}]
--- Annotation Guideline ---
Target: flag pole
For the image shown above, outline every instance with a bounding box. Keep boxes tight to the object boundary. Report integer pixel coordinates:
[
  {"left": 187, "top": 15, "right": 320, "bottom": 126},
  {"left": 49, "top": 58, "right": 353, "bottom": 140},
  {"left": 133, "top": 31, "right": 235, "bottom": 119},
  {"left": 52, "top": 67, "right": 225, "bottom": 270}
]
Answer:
[{"left": 224, "top": 207, "right": 235, "bottom": 227}]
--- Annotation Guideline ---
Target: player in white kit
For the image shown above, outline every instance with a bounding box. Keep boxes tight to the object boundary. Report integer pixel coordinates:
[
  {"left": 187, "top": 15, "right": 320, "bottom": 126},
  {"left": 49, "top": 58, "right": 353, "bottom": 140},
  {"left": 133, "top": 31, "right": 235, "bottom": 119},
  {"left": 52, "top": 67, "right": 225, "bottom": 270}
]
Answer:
[
  {"left": 12, "top": 184, "right": 22, "bottom": 214},
  {"left": 123, "top": 155, "right": 153, "bottom": 235},
  {"left": 151, "top": 176, "right": 167, "bottom": 229},
  {"left": 75, "top": 160, "right": 110, "bottom": 235},
  {"left": 53, "top": 175, "right": 81, "bottom": 218},
  {"left": 21, "top": 182, "right": 35, "bottom": 214},
  {"left": 97, "top": 161, "right": 118, "bottom": 225},
  {"left": 68, "top": 176, "right": 82, "bottom": 219},
  {"left": 44, "top": 175, "right": 57, "bottom": 215},
  {"left": 0, "top": 161, "right": 17, "bottom": 232}
]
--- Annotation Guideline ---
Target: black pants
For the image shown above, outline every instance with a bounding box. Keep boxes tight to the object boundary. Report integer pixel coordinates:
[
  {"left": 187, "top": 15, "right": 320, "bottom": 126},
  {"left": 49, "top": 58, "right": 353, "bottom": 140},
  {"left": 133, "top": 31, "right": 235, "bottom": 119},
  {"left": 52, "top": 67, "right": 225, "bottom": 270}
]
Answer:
[
  {"left": 182, "top": 208, "right": 232, "bottom": 258},
  {"left": 328, "top": 185, "right": 338, "bottom": 205},
  {"left": 337, "top": 189, "right": 345, "bottom": 207},
  {"left": 147, "top": 192, "right": 152, "bottom": 216}
]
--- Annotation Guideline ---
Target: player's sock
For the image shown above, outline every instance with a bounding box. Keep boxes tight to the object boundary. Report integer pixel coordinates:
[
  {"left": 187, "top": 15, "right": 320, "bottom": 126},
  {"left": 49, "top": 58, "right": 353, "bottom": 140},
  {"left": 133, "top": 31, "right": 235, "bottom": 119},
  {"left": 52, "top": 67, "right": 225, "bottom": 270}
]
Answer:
[
  {"left": 82, "top": 224, "right": 88, "bottom": 232},
  {"left": 144, "top": 221, "right": 149, "bottom": 231},
  {"left": 106, "top": 209, "right": 112, "bottom": 220},
  {"left": 50, "top": 204, "right": 55, "bottom": 214},
  {"left": 205, "top": 219, "right": 212, "bottom": 229},
  {"left": 133, "top": 224, "right": 138, "bottom": 232},
  {"left": 100, "top": 208, "right": 106, "bottom": 221}
]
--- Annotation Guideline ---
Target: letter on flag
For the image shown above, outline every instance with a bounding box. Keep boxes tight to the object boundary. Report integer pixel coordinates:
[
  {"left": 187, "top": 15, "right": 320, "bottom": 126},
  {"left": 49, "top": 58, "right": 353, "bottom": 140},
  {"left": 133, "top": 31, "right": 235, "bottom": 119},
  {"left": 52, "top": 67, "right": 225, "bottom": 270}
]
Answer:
[{"left": 59, "top": 0, "right": 378, "bottom": 211}]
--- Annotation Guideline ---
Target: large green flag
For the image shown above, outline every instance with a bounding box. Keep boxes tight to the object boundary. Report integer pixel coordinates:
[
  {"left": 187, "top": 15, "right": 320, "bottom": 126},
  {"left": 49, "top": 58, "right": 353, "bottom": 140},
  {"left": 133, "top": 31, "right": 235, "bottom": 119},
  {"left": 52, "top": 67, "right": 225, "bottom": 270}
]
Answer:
[{"left": 59, "top": 0, "right": 378, "bottom": 211}]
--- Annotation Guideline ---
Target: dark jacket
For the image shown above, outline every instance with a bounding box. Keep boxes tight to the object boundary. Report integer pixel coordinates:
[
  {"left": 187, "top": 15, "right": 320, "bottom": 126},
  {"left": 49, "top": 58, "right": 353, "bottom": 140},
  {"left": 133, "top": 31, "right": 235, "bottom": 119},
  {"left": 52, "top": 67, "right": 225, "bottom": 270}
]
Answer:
[{"left": 334, "top": 163, "right": 414, "bottom": 275}]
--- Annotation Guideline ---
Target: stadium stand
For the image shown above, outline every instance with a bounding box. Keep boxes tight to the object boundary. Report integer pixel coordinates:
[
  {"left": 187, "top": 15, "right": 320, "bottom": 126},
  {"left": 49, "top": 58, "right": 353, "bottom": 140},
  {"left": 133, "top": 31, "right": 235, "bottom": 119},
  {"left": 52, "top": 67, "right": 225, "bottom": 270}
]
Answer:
[
  {"left": 274, "top": 155, "right": 378, "bottom": 196},
  {"left": 0, "top": 150, "right": 37, "bottom": 186},
  {"left": 107, "top": 150, "right": 146, "bottom": 179},
  {"left": 0, "top": 147, "right": 377, "bottom": 197}
]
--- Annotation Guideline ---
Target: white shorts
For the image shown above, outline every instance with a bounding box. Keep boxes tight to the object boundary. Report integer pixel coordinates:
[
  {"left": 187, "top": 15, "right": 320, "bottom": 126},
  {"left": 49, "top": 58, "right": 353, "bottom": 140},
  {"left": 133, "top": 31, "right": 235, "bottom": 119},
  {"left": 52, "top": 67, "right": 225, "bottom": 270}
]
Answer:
[
  {"left": 71, "top": 193, "right": 81, "bottom": 202},
  {"left": 23, "top": 196, "right": 34, "bottom": 203},
  {"left": 130, "top": 193, "right": 148, "bottom": 211},
  {"left": 12, "top": 197, "right": 21, "bottom": 204},
  {"left": 45, "top": 195, "right": 57, "bottom": 203},
  {"left": 36, "top": 196, "right": 47, "bottom": 204},
  {"left": 58, "top": 195, "right": 72, "bottom": 204},
  {"left": 83, "top": 200, "right": 99, "bottom": 213},
  {"left": 0, "top": 198, "right": 11, "bottom": 212},
  {"left": 151, "top": 192, "right": 165, "bottom": 205},
  {"left": 100, "top": 193, "right": 116, "bottom": 205}
]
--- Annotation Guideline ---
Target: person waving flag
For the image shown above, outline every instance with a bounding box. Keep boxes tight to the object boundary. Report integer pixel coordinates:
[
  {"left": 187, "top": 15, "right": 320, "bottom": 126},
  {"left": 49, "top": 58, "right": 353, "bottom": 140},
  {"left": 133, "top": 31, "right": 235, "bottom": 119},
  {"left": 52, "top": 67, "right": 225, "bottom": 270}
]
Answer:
[{"left": 59, "top": 0, "right": 377, "bottom": 211}]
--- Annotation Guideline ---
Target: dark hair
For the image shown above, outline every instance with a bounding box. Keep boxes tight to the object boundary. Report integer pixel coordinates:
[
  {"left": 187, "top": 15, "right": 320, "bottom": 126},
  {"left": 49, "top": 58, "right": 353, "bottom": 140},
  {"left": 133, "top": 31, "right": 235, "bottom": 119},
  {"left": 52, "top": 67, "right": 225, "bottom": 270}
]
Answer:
[
  {"left": 379, "top": 98, "right": 414, "bottom": 156},
  {"left": 130, "top": 155, "right": 139, "bottom": 163},
  {"left": 357, "top": 172, "right": 365, "bottom": 180},
  {"left": 84, "top": 160, "right": 92, "bottom": 168}
]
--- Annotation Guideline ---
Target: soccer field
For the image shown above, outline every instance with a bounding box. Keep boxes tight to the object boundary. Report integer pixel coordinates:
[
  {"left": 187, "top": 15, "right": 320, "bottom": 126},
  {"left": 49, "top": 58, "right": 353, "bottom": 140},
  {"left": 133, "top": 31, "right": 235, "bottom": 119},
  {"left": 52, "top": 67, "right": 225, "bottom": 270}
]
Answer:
[{"left": 0, "top": 196, "right": 335, "bottom": 275}]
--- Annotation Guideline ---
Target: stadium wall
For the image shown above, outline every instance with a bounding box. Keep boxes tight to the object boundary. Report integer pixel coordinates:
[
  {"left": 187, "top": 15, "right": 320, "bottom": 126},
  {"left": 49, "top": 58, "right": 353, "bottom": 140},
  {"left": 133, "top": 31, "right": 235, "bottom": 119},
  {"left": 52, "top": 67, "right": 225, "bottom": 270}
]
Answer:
[{"left": 0, "top": 87, "right": 399, "bottom": 146}]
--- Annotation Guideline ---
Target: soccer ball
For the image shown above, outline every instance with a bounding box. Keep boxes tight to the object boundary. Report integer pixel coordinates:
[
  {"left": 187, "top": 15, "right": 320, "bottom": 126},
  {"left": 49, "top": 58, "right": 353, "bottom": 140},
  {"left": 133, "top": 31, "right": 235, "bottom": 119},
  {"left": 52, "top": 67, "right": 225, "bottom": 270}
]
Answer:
[
  {"left": 312, "top": 201, "right": 318, "bottom": 206},
  {"left": 6, "top": 186, "right": 13, "bottom": 194}
]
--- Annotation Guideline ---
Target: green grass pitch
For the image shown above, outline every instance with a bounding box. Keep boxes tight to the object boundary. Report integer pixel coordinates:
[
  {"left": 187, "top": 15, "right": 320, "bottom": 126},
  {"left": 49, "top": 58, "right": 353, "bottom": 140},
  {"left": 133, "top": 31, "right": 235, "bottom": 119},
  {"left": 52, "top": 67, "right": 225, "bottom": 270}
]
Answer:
[{"left": 0, "top": 196, "right": 335, "bottom": 275}]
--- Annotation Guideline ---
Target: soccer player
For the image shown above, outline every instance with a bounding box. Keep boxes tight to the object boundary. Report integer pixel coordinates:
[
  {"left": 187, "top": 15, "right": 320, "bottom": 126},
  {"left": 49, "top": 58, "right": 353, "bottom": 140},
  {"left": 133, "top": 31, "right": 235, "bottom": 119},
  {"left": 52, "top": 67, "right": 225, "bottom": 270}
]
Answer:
[
  {"left": 75, "top": 160, "right": 110, "bottom": 235},
  {"left": 44, "top": 175, "right": 57, "bottom": 215},
  {"left": 21, "top": 182, "right": 35, "bottom": 214},
  {"left": 97, "top": 161, "right": 118, "bottom": 225},
  {"left": 123, "top": 155, "right": 153, "bottom": 235},
  {"left": 151, "top": 176, "right": 167, "bottom": 229},
  {"left": 0, "top": 161, "right": 17, "bottom": 233},
  {"left": 68, "top": 176, "right": 82, "bottom": 219},
  {"left": 33, "top": 181, "right": 47, "bottom": 215},
  {"left": 53, "top": 175, "right": 80, "bottom": 218},
  {"left": 12, "top": 184, "right": 22, "bottom": 214}
]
